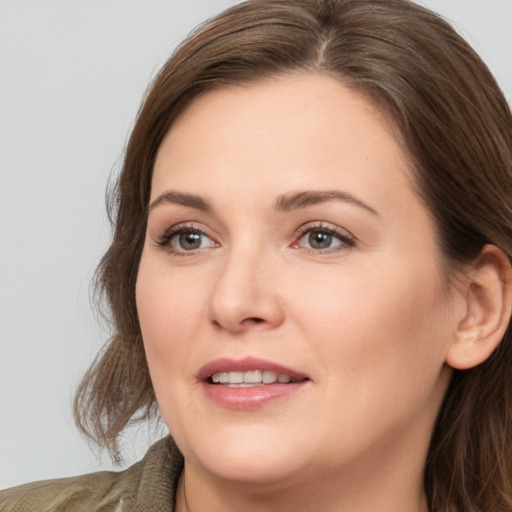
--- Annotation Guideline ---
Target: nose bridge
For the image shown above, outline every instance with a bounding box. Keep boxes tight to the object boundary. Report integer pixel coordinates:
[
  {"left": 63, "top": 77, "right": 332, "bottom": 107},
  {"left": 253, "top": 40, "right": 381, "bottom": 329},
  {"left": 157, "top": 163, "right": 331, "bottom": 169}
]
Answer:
[{"left": 207, "top": 233, "right": 284, "bottom": 332}]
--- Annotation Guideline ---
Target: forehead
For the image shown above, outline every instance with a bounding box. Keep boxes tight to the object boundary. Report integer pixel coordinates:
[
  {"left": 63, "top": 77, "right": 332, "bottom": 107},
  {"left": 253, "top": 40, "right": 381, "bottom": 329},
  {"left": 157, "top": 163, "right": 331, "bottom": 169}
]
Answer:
[{"left": 151, "top": 73, "right": 416, "bottom": 217}]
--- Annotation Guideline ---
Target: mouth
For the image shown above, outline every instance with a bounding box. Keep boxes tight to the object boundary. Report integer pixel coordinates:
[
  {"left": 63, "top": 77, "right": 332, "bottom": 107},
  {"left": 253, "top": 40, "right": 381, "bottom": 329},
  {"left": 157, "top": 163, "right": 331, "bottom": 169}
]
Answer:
[
  {"left": 209, "top": 370, "right": 306, "bottom": 387},
  {"left": 198, "top": 357, "right": 310, "bottom": 408}
]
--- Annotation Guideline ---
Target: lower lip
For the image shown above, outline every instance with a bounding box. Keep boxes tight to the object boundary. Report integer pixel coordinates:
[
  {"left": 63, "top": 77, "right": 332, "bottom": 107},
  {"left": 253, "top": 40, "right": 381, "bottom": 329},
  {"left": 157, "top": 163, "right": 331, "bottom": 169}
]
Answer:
[{"left": 201, "top": 381, "right": 309, "bottom": 409}]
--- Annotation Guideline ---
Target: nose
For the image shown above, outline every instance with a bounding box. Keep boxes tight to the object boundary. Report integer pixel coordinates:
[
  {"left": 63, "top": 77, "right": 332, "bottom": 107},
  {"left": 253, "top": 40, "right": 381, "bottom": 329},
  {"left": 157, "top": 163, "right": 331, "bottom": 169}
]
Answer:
[{"left": 207, "top": 246, "right": 285, "bottom": 333}]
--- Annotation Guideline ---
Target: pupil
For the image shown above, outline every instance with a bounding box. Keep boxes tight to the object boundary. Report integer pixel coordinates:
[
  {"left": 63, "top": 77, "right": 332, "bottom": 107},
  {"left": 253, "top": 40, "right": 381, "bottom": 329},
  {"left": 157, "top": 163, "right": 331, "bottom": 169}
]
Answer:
[
  {"left": 180, "top": 231, "right": 201, "bottom": 250},
  {"left": 309, "top": 231, "right": 331, "bottom": 249}
]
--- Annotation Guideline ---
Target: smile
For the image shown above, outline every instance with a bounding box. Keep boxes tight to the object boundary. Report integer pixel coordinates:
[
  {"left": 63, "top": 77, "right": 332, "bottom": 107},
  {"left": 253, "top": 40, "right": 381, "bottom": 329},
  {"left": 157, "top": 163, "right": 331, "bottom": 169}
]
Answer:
[
  {"left": 210, "top": 370, "right": 301, "bottom": 386},
  {"left": 199, "top": 357, "right": 310, "bottom": 408}
]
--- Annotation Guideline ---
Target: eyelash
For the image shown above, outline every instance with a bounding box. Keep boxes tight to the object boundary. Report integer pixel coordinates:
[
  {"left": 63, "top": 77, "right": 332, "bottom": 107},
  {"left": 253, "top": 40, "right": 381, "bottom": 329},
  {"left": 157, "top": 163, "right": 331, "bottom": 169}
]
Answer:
[
  {"left": 293, "top": 222, "right": 356, "bottom": 253},
  {"left": 155, "top": 223, "right": 216, "bottom": 256},
  {"left": 155, "top": 222, "right": 356, "bottom": 256}
]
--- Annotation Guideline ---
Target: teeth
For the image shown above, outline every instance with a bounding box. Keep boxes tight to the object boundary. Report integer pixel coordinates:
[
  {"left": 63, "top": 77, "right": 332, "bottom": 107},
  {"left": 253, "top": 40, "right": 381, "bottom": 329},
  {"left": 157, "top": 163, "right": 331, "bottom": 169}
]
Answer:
[
  {"left": 244, "top": 370, "right": 262, "bottom": 383},
  {"left": 211, "top": 372, "right": 229, "bottom": 383},
  {"left": 210, "top": 370, "right": 296, "bottom": 386},
  {"left": 263, "top": 370, "right": 278, "bottom": 383},
  {"left": 228, "top": 372, "right": 243, "bottom": 384}
]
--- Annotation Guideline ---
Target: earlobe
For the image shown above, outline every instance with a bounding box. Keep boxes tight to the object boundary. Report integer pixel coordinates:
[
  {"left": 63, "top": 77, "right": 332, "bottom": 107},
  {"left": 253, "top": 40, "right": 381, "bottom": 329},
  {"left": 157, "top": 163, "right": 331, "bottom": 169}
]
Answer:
[{"left": 446, "top": 245, "right": 512, "bottom": 370}]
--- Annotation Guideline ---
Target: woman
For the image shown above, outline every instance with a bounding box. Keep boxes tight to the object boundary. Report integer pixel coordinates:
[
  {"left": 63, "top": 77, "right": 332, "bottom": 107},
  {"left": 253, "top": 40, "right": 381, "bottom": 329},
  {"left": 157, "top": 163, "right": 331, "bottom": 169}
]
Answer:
[{"left": 2, "top": 0, "right": 512, "bottom": 510}]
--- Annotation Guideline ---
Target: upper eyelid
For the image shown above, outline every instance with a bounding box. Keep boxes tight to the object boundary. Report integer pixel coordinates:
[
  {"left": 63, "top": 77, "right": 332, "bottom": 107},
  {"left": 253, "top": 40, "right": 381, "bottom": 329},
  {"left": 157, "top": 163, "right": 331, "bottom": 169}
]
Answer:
[
  {"left": 159, "top": 221, "right": 352, "bottom": 237},
  {"left": 295, "top": 221, "right": 355, "bottom": 239},
  {"left": 169, "top": 225, "right": 211, "bottom": 238},
  {"left": 158, "top": 221, "right": 214, "bottom": 237}
]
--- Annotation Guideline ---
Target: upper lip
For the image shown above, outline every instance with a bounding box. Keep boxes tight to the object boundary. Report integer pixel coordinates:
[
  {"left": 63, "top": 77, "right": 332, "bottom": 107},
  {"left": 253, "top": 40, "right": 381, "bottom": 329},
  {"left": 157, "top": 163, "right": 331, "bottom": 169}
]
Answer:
[{"left": 197, "top": 356, "right": 309, "bottom": 382}]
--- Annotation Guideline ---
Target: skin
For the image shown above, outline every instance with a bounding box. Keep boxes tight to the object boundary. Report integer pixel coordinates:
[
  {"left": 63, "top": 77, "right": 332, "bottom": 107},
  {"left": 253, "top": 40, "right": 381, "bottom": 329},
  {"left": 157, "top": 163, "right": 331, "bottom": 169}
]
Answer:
[{"left": 136, "top": 73, "right": 468, "bottom": 512}]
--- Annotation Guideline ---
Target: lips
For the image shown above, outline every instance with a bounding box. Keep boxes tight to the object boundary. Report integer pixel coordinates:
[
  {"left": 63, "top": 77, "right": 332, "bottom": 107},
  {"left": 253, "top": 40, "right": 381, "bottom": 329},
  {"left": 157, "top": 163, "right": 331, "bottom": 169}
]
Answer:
[
  {"left": 198, "top": 356, "right": 308, "bottom": 383},
  {"left": 198, "top": 357, "right": 310, "bottom": 409}
]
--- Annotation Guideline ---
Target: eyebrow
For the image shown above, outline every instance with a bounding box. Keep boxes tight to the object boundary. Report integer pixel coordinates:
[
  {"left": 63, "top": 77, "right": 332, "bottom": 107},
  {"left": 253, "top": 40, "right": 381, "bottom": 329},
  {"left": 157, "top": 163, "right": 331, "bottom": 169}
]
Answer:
[
  {"left": 275, "top": 190, "right": 379, "bottom": 215},
  {"left": 148, "top": 191, "right": 213, "bottom": 213},
  {"left": 147, "top": 189, "right": 378, "bottom": 216}
]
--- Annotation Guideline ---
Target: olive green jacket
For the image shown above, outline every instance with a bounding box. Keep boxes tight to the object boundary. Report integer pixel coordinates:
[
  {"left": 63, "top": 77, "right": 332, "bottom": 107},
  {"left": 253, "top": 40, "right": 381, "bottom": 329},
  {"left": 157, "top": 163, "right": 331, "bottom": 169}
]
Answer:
[{"left": 0, "top": 437, "right": 183, "bottom": 512}]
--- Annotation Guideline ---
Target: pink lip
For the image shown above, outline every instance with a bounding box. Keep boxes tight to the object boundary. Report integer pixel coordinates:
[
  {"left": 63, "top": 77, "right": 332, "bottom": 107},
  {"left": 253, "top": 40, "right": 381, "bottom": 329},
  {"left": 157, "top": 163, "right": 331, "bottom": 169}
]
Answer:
[
  {"left": 197, "top": 356, "right": 308, "bottom": 382},
  {"left": 198, "top": 357, "right": 310, "bottom": 410}
]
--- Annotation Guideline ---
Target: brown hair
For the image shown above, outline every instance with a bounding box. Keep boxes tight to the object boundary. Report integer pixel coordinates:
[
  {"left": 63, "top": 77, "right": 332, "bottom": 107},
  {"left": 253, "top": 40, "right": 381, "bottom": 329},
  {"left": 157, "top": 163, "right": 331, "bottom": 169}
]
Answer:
[{"left": 74, "top": 0, "right": 512, "bottom": 509}]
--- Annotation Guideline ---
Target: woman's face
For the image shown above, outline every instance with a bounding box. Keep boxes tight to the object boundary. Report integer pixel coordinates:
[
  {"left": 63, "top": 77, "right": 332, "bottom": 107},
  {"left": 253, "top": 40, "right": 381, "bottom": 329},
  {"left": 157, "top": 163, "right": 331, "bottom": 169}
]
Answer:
[{"left": 136, "top": 74, "right": 459, "bottom": 487}]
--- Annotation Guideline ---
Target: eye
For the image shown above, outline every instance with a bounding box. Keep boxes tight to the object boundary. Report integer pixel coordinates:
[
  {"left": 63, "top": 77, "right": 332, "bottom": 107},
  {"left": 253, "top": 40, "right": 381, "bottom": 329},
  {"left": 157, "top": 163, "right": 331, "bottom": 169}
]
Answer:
[
  {"left": 294, "top": 224, "right": 355, "bottom": 252},
  {"left": 170, "top": 229, "right": 214, "bottom": 251},
  {"left": 304, "top": 230, "right": 341, "bottom": 250},
  {"left": 155, "top": 224, "right": 217, "bottom": 255}
]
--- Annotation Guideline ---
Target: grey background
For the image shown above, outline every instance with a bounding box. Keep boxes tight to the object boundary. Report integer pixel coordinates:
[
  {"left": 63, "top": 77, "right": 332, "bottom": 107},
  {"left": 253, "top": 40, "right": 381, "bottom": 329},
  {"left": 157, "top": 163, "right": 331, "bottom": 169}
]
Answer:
[{"left": 1, "top": 0, "right": 511, "bottom": 489}]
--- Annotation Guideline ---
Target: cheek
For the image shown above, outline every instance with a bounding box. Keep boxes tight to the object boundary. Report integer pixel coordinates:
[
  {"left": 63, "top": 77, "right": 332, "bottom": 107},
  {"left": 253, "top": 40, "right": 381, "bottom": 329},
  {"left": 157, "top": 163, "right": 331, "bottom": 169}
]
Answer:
[
  {"left": 290, "top": 256, "right": 451, "bottom": 379},
  {"left": 289, "top": 259, "right": 452, "bottom": 447},
  {"left": 135, "top": 257, "right": 207, "bottom": 384}
]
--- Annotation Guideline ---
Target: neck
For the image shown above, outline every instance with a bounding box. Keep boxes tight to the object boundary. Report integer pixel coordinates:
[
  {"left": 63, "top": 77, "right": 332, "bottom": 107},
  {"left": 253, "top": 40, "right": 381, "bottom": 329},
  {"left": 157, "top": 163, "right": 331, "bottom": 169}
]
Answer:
[{"left": 175, "top": 452, "right": 430, "bottom": 512}]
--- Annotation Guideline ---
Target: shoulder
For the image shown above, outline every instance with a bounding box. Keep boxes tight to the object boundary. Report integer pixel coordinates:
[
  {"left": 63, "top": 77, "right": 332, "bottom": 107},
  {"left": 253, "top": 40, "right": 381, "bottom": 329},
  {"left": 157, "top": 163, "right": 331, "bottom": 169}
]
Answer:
[
  {"left": 0, "top": 471, "right": 123, "bottom": 512},
  {"left": 0, "top": 436, "right": 183, "bottom": 512}
]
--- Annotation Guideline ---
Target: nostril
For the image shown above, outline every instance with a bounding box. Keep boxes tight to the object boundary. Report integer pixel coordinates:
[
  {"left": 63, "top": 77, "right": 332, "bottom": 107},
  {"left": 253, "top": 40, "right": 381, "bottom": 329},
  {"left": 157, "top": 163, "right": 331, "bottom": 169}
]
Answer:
[{"left": 244, "top": 317, "right": 264, "bottom": 324}]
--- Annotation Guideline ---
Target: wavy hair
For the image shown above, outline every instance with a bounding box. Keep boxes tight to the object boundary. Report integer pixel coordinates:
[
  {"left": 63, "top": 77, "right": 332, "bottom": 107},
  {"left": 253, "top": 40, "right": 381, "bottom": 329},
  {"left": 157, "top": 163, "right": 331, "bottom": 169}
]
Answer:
[{"left": 74, "top": 1, "right": 512, "bottom": 509}]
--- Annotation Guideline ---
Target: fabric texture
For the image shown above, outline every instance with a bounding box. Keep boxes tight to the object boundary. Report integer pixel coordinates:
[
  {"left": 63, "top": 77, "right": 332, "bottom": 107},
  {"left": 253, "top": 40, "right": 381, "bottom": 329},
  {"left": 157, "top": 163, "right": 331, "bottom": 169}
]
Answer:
[{"left": 0, "top": 437, "right": 183, "bottom": 512}]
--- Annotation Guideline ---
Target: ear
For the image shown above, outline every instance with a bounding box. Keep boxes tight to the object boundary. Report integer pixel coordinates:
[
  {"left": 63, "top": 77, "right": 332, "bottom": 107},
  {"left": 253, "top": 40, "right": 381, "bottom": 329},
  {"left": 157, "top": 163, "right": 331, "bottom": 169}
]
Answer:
[{"left": 446, "top": 244, "right": 512, "bottom": 370}]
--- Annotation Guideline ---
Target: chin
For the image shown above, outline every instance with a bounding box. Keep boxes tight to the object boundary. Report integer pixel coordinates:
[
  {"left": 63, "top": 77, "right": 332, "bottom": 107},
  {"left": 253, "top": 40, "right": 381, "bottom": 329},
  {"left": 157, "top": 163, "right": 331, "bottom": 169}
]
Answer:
[
  {"left": 176, "top": 424, "right": 310, "bottom": 486},
  {"left": 202, "top": 452, "right": 302, "bottom": 487}
]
